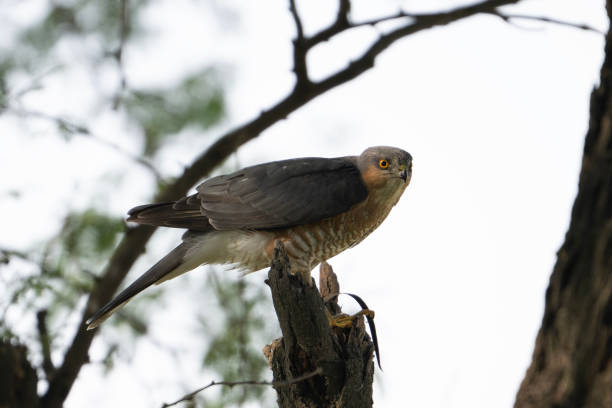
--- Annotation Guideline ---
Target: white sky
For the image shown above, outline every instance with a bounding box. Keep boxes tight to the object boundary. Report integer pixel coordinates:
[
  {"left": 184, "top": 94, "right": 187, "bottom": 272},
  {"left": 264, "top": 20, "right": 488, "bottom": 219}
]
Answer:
[{"left": 0, "top": 0, "right": 607, "bottom": 407}]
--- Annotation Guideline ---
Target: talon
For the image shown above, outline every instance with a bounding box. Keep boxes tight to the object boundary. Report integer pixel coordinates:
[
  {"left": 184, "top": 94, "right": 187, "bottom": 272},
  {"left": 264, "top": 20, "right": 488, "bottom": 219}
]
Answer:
[{"left": 325, "top": 307, "right": 375, "bottom": 328}]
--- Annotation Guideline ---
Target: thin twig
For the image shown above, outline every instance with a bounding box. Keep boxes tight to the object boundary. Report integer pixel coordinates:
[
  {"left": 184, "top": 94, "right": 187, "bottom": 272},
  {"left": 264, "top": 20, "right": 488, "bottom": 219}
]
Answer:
[
  {"left": 8, "top": 108, "right": 162, "bottom": 182},
  {"left": 113, "top": 0, "right": 130, "bottom": 109},
  {"left": 491, "top": 12, "right": 604, "bottom": 35},
  {"left": 161, "top": 367, "right": 323, "bottom": 408},
  {"left": 313, "top": 0, "right": 522, "bottom": 94},
  {"left": 10, "top": 65, "right": 63, "bottom": 101},
  {"left": 350, "top": 10, "right": 417, "bottom": 30},
  {"left": 304, "top": 0, "right": 351, "bottom": 47},
  {"left": 0, "top": 248, "right": 31, "bottom": 264},
  {"left": 288, "top": 0, "right": 309, "bottom": 86},
  {"left": 306, "top": 8, "right": 419, "bottom": 46},
  {"left": 288, "top": 0, "right": 304, "bottom": 41}
]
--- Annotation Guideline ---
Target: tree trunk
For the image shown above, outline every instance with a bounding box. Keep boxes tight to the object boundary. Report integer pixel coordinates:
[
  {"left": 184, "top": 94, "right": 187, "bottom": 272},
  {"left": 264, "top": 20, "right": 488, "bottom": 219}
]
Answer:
[
  {"left": 514, "top": 4, "right": 612, "bottom": 407},
  {"left": 264, "top": 242, "right": 375, "bottom": 408},
  {"left": 0, "top": 341, "right": 39, "bottom": 408}
]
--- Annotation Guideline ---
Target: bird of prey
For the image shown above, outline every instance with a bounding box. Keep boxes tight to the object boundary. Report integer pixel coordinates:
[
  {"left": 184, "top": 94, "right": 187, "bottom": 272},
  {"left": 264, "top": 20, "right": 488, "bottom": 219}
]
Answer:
[{"left": 86, "top": 146, "right": 412, "bottom": 329}]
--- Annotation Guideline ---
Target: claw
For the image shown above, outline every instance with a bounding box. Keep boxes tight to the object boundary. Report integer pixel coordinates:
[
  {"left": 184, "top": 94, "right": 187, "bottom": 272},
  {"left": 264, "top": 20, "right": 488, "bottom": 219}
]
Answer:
[
  {"left": 326, "top": 308, "right": 375, "bottom": 328},
  {"left": 326, "top": 293, "right": 382, "bottom": 370}
]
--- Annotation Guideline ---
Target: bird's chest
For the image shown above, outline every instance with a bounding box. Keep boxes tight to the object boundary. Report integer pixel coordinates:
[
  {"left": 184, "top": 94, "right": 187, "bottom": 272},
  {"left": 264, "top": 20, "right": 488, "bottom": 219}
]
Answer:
[{"left": 281, "top": 184, "right": 403, "bottom": 267}]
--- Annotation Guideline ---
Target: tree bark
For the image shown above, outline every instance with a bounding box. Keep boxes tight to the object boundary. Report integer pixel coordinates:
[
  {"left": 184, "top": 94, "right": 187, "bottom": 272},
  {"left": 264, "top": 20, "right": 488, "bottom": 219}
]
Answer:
[
  {"left": 514, "top": 4, "right": 612, "bottom": 407},
  {"left": 0, "top": 341, "right": 39, "bottom": 408},
  {"left": 264, "top": 242, "right": 375, "bottom": 408}
]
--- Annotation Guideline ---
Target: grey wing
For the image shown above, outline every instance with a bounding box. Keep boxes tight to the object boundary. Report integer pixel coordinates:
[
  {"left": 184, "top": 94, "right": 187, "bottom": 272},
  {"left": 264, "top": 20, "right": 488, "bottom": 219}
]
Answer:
[{"left": 197, "top": 156, "right": 369, "bottom": 230}]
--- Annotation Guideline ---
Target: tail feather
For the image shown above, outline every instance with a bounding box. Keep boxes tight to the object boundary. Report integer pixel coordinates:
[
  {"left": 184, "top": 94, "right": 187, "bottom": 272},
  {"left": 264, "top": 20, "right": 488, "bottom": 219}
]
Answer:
[
  {"left": 86, "top": 243, "right": 189, "bottom": 330},
  {"left": 127, "top": 198, "right": 213, "bottom": 232}
]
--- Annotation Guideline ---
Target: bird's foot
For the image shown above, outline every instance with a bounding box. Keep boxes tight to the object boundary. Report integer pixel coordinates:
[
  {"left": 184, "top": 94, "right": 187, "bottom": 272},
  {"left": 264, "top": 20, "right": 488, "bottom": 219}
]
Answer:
[
  {"left": 298, "top": 269, "right": 315, "bottom": 287},
  {"left": 325, "top": 307, "right": 375, "bottom": 328}
]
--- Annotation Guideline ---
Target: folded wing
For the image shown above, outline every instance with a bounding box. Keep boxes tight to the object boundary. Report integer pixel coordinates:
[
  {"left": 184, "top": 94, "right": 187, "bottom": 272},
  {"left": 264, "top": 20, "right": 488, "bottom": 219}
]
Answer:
[
  {"left": 197, "top": 156, "right": 369, "bottom": 230},
  {"left": 128, "top": 157, "right": 369, "bottom": 231}
]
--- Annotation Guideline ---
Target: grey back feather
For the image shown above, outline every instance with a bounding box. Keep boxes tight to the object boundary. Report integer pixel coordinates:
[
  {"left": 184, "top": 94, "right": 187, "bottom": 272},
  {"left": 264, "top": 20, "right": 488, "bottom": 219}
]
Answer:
[
  {"left": 197, "top": 157, "right": 369, "bottom": 230},
  {"left": 127, "top": 156, "right": 369, "bottom": 232}
]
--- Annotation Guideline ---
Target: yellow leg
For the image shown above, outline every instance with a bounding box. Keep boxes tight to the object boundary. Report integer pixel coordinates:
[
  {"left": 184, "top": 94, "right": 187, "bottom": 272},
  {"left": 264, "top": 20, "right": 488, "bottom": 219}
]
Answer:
[{"left": 325, "top": 308, "right": 375, "bottom": 328}]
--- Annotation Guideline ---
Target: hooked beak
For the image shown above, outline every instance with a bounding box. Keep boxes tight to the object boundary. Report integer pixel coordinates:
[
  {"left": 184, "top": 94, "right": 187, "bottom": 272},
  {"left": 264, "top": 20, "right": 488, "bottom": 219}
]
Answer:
[
  {"left": 399, "top": 162, "right": 410, "bottom": 182},
  {"left": 399, "top": 160, "right": 412, "bottom": 182}
]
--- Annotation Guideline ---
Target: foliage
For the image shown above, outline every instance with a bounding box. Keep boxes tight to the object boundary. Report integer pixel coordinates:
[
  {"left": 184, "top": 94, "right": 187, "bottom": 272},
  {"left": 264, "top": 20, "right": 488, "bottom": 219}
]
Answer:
[
  {"left": 197, "top": 271, "right": 273, "bottom": 407},
  {"left": 7, "top": 0, "right": 149, "bottom": 73},
  {"left": 124, "top": 69, "right": 226, "bottom": 156},
  {"left": 2, "top": 210, "right": 123, "bottom": 319},
  {"left": 0, "top": 1, "right": 272, "bottom": 407}
]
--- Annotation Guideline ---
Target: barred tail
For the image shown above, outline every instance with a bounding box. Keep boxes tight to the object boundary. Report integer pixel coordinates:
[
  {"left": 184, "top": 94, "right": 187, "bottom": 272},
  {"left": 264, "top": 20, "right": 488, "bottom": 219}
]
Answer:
[{"left": 86, "top": 243, "right": 189, "bottom": 330}]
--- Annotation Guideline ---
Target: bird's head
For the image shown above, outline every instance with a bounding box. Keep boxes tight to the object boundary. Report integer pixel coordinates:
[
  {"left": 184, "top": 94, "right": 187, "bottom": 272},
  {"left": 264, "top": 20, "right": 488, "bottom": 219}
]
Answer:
[{"left": 357, "top": 146, "right": 412, "bottom": 190}]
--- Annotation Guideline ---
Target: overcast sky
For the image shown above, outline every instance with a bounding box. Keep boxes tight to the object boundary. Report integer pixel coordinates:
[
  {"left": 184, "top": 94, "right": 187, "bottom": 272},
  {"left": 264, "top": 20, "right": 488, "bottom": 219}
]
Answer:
[{"left": 0, "top": 0, "right": 607, "bottom": 407}]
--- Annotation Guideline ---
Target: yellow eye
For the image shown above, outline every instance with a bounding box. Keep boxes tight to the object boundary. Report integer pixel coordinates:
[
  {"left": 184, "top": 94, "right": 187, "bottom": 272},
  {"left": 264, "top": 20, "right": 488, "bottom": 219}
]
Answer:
[{"left": 378, "top": 159, "right": 389, "bottom": 169}]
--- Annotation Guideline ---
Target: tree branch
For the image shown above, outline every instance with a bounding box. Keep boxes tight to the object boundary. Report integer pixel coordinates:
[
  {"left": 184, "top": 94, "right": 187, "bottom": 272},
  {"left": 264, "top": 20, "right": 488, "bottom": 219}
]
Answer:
[
  {"left": 490, "top": 12, "right": 605, "bottom": 34},
  {"left": 266, "top": 243, "right": 375, "bottom": 407},
  {"left": 36, "top": 309, "right": 56, "bottom": 382},
  {"left": 315, "top": 0, "right": 522, "bottom": 93},
  {"left": 112, "top": 0, "right": 130, "bottom": 109},
  {"left": 161, "top": 367, "right": 323, "bottom": 408},
  {"left": 288, "top": 0, "right": 305, "bottom": 42},
  {"left": 0, "top": 247, "right": 31, "bottom": 264},
  {"left": 305, "top": 0, "right": 519, "bottom": 48},
  {"left": 304, "top": 0, "right": 351, "bottom": 48},
  {"left": 515, "top": 3, "right": 612, "bottom": 405},
  {"left": 0, "top": 341, "right": 38, "bottom": 408},
  {"left": 42, "top": 1, "right": 526, "bottom": 407},
  {"left": 288, "top": 0, "right": 309, "bottom": 86}
]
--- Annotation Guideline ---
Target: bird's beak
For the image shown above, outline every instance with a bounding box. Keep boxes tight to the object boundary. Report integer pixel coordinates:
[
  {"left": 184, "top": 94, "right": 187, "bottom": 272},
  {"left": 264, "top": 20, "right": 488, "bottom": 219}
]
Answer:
[{"left": 399, "top": 163, "right": 409, "bottom": 182}]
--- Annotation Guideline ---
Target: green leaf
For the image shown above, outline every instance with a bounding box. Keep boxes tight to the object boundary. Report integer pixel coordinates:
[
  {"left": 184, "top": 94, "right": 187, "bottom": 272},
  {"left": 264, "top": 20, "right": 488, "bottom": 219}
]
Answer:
[
  {"left": 124, "top": 69, "right": 226, "bottom": 155},
  {"left": 197, "top": 273, "right": 271, "bottom": 406}
]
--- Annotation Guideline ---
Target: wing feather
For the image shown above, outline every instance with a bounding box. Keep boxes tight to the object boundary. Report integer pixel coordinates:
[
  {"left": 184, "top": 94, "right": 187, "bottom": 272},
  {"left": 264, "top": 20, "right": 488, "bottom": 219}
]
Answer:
[
  {"left": 196, "top": 157, "right": 368, "bottom": 230},
  {"left": 127, "top": 156, "right": 368, "bottom": 231},
  {"left": 126, "top": 197, "right": 214, "bottom": 231}
]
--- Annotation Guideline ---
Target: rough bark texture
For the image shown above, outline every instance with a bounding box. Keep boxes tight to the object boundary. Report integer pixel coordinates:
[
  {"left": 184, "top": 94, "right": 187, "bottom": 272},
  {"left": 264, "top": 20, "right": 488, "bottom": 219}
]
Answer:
[
  {"left": 265, "top": 243, "right": 375, "bottom": 408},
  {"left": 0, "top": 341, "right": 39, "bottom": 408},
  {"left": 514, "top": 4, "right": 612, "bottom": 407}
]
